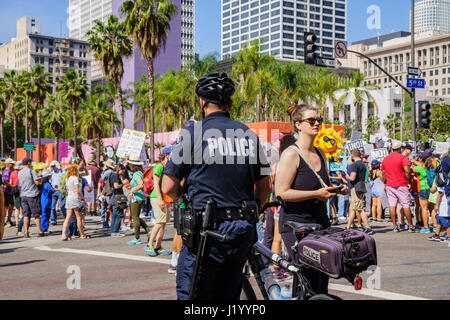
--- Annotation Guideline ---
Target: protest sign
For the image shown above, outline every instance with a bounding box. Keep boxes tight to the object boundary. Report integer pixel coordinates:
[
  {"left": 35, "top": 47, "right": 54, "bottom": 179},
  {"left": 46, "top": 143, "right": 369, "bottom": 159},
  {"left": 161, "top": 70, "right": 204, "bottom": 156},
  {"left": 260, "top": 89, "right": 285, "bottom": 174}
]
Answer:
[
  {"left": 116, "top": 129, "right": 146, "bottom": 159},
  {"left": 105, "top": 146, "right": 115, "bottom": 159},
  {"left": 350, "top": 131, "right": 362, "bottom": 141},
  {"left": 364, "top": 144, "right": 374, "bottom": 163},
  {"left": 371, "top": 148, "right": 389, "bottom": 162},
  {"left": 347, "top": 139, "right": 365, "bottom": 153},
  {"left": 84, "top": 170, "right": 95, "bottom": 203},
  {"left": 435, "top": 142, "right": 449, "bottom": 155},
  {"left": 369, "top": 135, "right": 377, "bottom": 144}
]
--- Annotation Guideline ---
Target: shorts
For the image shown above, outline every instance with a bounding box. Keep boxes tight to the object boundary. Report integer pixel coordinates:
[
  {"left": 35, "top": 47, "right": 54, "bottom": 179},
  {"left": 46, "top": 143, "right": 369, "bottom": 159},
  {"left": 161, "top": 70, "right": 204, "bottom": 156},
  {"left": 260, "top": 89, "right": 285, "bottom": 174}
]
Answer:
[
  {"left": 350, "top": 188, "right": 366, "bottom": 212},
  {"left": 150, "top": 197, "right": 170, "bottom": 224},
  {"left": 418, "top": 189, "right": 430, "bottom": 201},
  {"left": 410, "top": 191, "right": 419, "bottom": 198},
  {"left": 330, "top": 195, "right": 338, "bottom": 205},
  {"left": 4, "top": 193, "right": 14, "bottom": 207},
  {"left": 13, "top": 195, "right": 21, "bottom": 208},
  {"left": 437, "top": 216, "right": 450, "bottom": 228},
  {"left": 386, "top": 186, "right": 411, "bottom": 209},
  {"left": 21, "top": 196, "right": 41, "bottom": 218}
]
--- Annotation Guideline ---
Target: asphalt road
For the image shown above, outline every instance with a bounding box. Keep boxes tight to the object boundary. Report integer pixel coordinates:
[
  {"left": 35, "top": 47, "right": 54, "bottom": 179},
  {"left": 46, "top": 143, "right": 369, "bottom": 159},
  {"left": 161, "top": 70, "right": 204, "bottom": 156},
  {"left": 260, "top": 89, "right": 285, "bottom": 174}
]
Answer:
[{"left": 1, "top": 215, "right": 449, "bottom": 300}]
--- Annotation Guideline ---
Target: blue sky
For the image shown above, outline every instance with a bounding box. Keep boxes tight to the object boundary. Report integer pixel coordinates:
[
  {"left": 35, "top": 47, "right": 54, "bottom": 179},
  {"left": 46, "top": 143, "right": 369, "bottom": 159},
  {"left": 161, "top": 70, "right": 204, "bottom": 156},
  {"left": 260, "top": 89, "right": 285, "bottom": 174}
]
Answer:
[{"left": 0, "top": 0, "right": 413, "bottom": 58}]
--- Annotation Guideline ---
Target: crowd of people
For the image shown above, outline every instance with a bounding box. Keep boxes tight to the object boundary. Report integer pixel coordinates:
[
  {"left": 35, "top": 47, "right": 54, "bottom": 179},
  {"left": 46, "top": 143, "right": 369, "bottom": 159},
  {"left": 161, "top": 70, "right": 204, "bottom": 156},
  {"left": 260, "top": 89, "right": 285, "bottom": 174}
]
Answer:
[
  {"left": 0, "top": 145, "right": 183, "bottom": 274},
  {"left": 0, "top": 130, "right": 449, "bottom": 283}
]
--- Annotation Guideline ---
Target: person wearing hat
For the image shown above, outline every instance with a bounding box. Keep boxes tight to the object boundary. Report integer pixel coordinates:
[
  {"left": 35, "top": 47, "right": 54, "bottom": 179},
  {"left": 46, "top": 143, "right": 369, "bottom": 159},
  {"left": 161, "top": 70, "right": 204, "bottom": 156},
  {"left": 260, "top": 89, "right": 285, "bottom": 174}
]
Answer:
[
  {"left": 17, "top": 158, "right": 44, "bottom": 238},
  {"left": 124, "top": 156, "right": 151, "bottom": 245},
  {"left": 145, "top": 146, "right": 173, "bottom": 256},
  {"left": 50, "top": 160, "right": 63, "bottom": 226},
  {"left": 86, "top": 159, "right": 101, "bottom": 217},
  {"left": 2, "top": 158, "right": 16, "bottom": 228},
  {"left": 40, "top": 170, "right": 54, "bottom": 236},
  {"left": 380, "top": 141, "right": 417, "bottom": 233},
  {"left": 402, "top": 144, "right": 413, "bottom": 158},
  {"left": 411, "top": 152, "right": 433, "bottom": 233},
  {"left": 99, "top": 159, "right": 116, "bottom": 229}
]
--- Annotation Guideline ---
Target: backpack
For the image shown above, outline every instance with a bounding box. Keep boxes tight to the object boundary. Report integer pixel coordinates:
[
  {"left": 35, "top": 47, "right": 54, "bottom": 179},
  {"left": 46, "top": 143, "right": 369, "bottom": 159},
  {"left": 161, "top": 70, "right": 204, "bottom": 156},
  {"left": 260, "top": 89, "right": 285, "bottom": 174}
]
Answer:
[
  {"left": 103, "top": 172, "right": 114, "bottom": 197},
  {"left": 60, "top": 172, "right": 68, "bottom": 196},
  {"left": 143, "top": 165, "right": 156, "bottom": 195},
  {"left": 435, "top": 164, "right": 450, "bottom": 188}
]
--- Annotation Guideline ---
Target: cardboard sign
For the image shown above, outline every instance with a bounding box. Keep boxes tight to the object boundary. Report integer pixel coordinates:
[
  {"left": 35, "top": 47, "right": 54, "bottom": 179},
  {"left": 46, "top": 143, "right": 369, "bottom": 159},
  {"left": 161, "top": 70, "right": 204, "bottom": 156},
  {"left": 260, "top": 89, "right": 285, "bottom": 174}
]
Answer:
[
  {"left": 347, "top": 139, "right": 365, "bottom": 153},
  {"left": 435, "top": 142, "right": 449, "bottom": 155},
  {"left": 369, "top": 135, "right": 377, "bottom": 144},
  {"left": 371, "top": 148, "right": 389, "bottom": 162},
  {"left": 364, "top": 144, "right": 374, "bottom": 163},
  {"left": 350, "top": 131, "right": 362, "bottom": 141},
  {"left": 116, "top": 129, "right": 146, "bottom": 159}
]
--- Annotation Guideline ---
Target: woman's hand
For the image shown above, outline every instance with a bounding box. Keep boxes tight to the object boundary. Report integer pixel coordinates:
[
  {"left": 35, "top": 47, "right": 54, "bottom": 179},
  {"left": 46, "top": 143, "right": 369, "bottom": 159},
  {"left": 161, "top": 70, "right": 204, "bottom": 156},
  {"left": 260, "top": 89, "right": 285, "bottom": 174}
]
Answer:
[
  {"left": 158, "top": 198, "right": 167, "bottom": 209},
  {"left": 316, "top": 186, "right": 338, "bottom": 202}
]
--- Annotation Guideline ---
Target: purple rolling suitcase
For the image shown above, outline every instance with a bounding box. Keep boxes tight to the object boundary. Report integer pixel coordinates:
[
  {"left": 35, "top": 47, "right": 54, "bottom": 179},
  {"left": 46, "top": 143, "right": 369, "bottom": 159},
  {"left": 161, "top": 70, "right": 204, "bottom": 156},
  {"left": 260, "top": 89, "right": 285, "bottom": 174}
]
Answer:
[{"left": 297, "top": 227, "right": 377, "bottom": 282}]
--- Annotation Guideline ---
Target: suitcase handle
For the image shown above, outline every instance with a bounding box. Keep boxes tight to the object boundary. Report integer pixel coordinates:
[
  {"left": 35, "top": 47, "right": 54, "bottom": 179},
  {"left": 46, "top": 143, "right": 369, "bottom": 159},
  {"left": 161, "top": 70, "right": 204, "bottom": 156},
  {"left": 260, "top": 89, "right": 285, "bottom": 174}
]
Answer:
[{"left": 344, "top": 253, "right": 374, "bottom": 266}]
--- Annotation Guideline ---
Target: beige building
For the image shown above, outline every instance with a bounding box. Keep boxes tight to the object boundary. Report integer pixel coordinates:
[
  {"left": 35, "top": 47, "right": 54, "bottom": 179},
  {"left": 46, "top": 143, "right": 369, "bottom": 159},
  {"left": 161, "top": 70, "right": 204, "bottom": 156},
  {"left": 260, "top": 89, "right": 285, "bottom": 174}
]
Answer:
[
  {"left": 0, "top": 16, "right": 91, "bottom": 90},
  {"left": 341, "top": 30, "right": 450, "bottom": 99}
]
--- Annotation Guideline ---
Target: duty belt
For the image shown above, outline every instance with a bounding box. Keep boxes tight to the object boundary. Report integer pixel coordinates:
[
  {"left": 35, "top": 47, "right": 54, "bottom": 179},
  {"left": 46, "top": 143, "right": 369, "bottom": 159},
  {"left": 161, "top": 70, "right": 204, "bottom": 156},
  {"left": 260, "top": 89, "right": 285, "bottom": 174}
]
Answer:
[{"left": 195, "top": 206, "right": 258, "bottom": 227}]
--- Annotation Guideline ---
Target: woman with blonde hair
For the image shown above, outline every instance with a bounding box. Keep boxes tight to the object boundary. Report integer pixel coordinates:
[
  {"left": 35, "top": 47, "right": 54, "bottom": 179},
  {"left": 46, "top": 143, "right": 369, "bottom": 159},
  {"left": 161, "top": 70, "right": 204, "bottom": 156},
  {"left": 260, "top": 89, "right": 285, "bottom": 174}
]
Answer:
[
  {"left": 61, "top": 165, "right": 90, "bottom": 240},
  {"left": 275, "top": 104, "right": 348, "bottom": 294}
]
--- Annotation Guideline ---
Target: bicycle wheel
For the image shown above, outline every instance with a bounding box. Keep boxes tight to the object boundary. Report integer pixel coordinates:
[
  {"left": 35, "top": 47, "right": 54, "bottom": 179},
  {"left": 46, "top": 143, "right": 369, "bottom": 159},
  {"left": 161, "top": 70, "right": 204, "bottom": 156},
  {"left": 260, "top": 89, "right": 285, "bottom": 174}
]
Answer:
[
  {"left": 240, "top": 276, "right": 257, "bottom": 300},
  {"left": 308, "top": 294, "right": 341, "bottom": 300}
]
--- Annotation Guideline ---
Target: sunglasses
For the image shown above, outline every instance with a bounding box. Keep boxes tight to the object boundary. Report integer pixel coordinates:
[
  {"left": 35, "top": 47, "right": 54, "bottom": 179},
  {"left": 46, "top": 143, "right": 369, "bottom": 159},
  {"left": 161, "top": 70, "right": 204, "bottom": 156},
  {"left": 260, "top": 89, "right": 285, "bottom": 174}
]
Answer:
[
  {"left": 301, "top": 117, "right": 323, "bottom": 126},
  {"left": 323, "top": 136, "right": 335, "bottom": 145}
]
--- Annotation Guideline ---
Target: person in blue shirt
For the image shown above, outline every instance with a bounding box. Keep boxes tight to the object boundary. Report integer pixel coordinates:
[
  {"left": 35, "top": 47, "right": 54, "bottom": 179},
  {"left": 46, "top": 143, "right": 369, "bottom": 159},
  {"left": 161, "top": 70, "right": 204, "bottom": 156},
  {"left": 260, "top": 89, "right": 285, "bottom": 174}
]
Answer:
[{"left": 40, "top": 170, "right": 54, "bottom": 235}]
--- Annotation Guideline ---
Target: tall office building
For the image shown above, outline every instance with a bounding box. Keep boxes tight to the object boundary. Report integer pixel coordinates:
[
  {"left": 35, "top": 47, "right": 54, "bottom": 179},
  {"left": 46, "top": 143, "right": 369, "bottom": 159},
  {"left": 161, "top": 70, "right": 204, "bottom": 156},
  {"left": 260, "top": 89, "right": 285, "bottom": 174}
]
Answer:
[
  {"left": 220, "top": 0, "right": 347, "bottom": 61},
  {"left": 68, "top": 0, "right": 113, "bottom": 84},
  {"left": 412, "top": 0, "right": 450, "bottom": 34},
  {"left": 181, "top": 0, "right": 196, "bottom": 66}
]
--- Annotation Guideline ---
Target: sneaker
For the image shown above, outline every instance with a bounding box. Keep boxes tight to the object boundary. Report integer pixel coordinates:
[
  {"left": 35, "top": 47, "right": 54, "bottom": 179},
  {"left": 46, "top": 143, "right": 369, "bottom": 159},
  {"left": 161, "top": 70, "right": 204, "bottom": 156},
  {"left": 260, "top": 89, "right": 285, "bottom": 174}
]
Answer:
[
  {"left": 5, "top": 221, "right": 12, "bottom": 228},
  {"left": 393, "top": 227, "right": 400, "bottom": 233},
  {"left": 168, "top": 265, "right": 177, "bottom": 274},
  {"left": 402, "top": 223, "right": 409, "bottom": 230},
  {"left": 43, "top": 231, "right": 51, "bottom": 236},
  {"left": 38, "top": 232, "right": 45, "bottom": 237},
  {"left": 427, "top": 234, "right": 440, "bottom": 242},
  {"left": 156, "top": 247, "right": 171, "bottom": 256},
  {"left": 24, "top": 232, "right": 30, "bottom": 238},
  {"left": 16, "top": 232, "right": 24, "bottom": 237},
  {"left": 363, "top": 227, "right": 375, "bottom": 235},
  {"left": 145, "top": 245, "right": 158, "bottom": 257},
  {"left": 420, "top": 228, "right": 431, "bottom": 234},
  {"left": 408, "top": 227, "right": 418, "bottom": 233},
  {"left": 440, "top": 235, "right": 449, "bottom": 242},
  {"left": 350, "top": 225, "right": 359, "bottom": 229},
  {"left": 102, "top": 222, "right": 110, "bottom": 229},
  {"left": 126, "top": 238, "right": 142, "bottom": 245}
]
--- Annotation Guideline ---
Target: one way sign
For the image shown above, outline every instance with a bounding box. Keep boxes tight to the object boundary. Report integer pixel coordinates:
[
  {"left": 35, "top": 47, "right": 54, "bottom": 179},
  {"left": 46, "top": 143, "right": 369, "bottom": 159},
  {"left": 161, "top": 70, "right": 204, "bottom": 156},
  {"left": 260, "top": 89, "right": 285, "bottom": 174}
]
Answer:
[{"left": 408, "top": 67, "right": 422, "bottom": 77}]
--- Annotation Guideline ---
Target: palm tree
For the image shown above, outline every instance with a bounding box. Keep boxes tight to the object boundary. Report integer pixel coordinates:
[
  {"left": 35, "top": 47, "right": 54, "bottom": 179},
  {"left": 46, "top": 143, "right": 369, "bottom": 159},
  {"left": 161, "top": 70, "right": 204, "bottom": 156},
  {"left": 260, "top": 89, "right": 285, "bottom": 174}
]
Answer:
[
  {"left": 0, "top": 79, "right": 9, "bottom": 157},
  {"left": 25, "top": 65, "right": 52, "bottom": 162},
  {"left": 43, "top": 94, "right": 68, "bottom": 161},
  {"left": 57, "top": 70, "right": 88, "bottom": 157},
  {"left": 366, "top": 115, "right": 381, "bottom": 135},
  {"left": 383, "top": 114, "right": 401, "bottom": 139},
  {"left": 231, "top": 40, "right": 275, "bottom": 122},
  {"left": 121, "top": 0, "right": 178, "bottom": 163},
  {"left": 87, "top": 15, "right": 133, "bottom": 133},
  {"left": 3, "top": 70, "right": 22, "bottom": 160},
  {"left": 79, "top": 95, "right": 120, "bottom": 162},
  {"left": 336, "top": 71, "right": 378, "bottom": 131}
]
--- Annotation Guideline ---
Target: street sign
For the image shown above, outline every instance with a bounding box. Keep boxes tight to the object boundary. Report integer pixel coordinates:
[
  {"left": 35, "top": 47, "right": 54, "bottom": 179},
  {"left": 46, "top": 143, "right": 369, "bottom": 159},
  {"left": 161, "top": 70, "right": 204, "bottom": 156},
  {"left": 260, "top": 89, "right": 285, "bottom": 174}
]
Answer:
[
  {"left": 407, "top": 78, "right": 425, "bottom": 89},
  {"left": 408, "top": 67, "right": 422, "bottom": 77},
  {"left": 334, "top": 41, "right": 347, "bottom": 59},
  {"left": 24, "top": 143, "right": 35, "bottom": 151},
  {"left": 315, "top": 57, "right": 341, "bottom": 69}
]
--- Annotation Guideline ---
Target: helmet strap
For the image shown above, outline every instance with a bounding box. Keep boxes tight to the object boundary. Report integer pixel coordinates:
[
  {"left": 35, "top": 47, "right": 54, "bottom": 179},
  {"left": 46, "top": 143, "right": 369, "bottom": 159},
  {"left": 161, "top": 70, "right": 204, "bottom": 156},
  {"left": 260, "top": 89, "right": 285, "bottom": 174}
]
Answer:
[{"left": 200, "top": 99, "right": 209, "bottom": 119}]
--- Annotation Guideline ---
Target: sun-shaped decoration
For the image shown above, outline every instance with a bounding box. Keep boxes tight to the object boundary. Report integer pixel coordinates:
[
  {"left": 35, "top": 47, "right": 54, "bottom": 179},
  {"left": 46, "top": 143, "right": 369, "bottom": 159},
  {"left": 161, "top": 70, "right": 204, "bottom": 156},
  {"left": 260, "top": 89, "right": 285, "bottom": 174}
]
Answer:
[{"left": 314, "top": 124, "right": 346, "bottom": 161}]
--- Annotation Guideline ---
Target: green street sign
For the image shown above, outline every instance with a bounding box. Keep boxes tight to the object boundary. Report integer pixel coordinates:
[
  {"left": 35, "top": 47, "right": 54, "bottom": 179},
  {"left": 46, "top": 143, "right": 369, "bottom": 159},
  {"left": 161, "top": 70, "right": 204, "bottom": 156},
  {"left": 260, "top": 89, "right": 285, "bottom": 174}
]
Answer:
[{"left": 24, "top": 143, "right": 36, "bottom": 151}]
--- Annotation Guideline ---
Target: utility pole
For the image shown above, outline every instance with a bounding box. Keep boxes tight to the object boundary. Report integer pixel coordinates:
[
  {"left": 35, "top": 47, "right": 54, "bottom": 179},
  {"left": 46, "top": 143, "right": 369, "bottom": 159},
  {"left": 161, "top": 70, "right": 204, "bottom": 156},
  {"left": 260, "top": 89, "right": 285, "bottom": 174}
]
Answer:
[{"left": 411, "top": 0, "right": 417, "bottom": 141}]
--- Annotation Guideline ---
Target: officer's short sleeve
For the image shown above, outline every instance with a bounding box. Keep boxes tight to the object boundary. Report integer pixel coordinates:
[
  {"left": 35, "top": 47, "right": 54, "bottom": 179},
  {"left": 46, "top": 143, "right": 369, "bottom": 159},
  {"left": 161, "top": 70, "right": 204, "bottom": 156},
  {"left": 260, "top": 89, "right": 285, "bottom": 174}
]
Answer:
[
  {"left": 164, "top": 128, "right": 192, "bottom": 180},
  {"left": 253, "top": 138, "right": 271, "bottom": 182}
]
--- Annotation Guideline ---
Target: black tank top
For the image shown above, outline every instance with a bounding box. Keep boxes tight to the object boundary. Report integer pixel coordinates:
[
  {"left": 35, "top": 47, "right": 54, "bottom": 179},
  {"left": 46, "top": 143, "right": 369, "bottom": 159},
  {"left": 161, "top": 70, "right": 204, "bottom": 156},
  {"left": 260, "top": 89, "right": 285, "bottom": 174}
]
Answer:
[{"left": 279, "top": 146, "right": 331, "bottom": 234}]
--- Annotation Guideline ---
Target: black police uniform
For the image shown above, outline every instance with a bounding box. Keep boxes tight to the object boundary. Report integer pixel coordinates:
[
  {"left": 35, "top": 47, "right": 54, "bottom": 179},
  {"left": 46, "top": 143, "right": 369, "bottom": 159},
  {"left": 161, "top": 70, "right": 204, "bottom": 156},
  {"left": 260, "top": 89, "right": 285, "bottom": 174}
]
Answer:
[{"left": 164, "top": 111, "right": 270, "bottom": 300}]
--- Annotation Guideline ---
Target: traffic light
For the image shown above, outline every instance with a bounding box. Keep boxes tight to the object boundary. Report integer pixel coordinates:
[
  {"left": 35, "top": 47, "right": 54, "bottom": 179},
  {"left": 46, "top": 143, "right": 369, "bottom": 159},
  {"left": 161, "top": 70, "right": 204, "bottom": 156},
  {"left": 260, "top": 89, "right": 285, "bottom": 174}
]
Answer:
[
  {"left": 418, "top": 101, "right": 432, "bottom": 129},
  {"left": 304, "top": 32, "right": 318, "bottom": 65}
]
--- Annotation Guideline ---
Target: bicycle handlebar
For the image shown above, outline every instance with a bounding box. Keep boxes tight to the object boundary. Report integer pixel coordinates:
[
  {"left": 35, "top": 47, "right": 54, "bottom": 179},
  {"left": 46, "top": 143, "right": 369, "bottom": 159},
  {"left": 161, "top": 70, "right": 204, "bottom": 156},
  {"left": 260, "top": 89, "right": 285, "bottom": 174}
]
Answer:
[
  {"left": 261, "top": 196, "right": 286, "bottom": 213},
  {"left": 253, "top": 242, "right": 299, "bottom": 273}
]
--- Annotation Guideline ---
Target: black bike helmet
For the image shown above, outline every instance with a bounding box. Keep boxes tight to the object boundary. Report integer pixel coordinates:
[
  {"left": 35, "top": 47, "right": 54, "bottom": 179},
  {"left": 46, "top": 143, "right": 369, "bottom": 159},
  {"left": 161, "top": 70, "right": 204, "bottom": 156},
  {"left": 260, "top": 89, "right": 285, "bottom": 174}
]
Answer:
[{"left": 195, "top": 72, "right": 236, "bottom": 106}]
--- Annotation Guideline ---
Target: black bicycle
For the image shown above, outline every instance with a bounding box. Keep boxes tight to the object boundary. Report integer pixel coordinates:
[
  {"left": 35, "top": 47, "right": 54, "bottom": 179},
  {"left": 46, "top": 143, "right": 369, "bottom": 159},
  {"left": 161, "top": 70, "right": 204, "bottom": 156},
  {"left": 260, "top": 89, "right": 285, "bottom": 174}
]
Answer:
[{"left": 241, "top": 199, "right": 342, "bottom": 300}]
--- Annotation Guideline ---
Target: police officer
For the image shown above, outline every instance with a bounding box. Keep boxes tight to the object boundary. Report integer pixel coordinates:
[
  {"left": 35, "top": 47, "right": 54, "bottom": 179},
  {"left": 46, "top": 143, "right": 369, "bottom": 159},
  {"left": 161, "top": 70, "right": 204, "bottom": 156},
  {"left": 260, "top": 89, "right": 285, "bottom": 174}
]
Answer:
[{"left": 162, "top": 72, "right": 272, "bottom": 300}]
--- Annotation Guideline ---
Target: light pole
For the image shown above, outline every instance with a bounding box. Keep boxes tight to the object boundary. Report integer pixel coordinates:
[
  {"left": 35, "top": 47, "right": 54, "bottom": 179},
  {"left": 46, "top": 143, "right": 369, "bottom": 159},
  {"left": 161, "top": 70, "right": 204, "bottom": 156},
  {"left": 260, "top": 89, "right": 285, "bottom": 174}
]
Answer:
[{"left": 411, "top": 0, "right": 417, "bottom": 141}]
